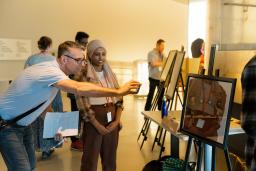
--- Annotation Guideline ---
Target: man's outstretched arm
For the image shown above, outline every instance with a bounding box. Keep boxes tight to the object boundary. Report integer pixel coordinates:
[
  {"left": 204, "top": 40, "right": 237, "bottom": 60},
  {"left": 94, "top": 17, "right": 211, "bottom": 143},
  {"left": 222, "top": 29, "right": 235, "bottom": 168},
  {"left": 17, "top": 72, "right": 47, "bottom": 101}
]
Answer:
[{"left": 54, "top": 79, "right": 141, "bottom": 97}]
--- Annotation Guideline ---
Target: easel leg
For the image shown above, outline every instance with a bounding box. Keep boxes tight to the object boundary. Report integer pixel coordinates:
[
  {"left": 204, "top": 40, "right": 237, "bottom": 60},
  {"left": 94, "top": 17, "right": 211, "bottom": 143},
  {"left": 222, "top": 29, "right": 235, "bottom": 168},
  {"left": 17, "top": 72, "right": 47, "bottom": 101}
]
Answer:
[
  {"left": 171, "top": 134, "right": 179, "bottom": 158},
  {"left": 137, "top": 117, "right": 148, "bottom": 141},
  {"left": 176, "top": 87, "right": 183, "bottom": 106},
  {"left": 158, "top": 128, "right": 163, "bottom": 146},
  {"left": 151, "top": 84, "right": 163, "bottom": 110},
  {"left": 179, "top": 72, "right": 185, "bottom": 93},
  {"left": 196, "top": 142, "right": 203, "bottom": 171},
  {"left": 159, "top": 130, "right": 167, "bottom": 159},
  {"left": 174, "top": 90, "right": 178, "bottom": 110},
  {"left": 211, "top": 146, "right": 216, "bottom": 171},
  {"left": 224, "top": 148, "right": 232, "bottom": 171},
  {"left": 140, "top": 120, "right": 151, "bottom": 149},
  {"left": 151, "top": 126, "right": 160, "bottom": 151},
  {"left": 183, "top": 137, "right": 192, "bottom": 171}
]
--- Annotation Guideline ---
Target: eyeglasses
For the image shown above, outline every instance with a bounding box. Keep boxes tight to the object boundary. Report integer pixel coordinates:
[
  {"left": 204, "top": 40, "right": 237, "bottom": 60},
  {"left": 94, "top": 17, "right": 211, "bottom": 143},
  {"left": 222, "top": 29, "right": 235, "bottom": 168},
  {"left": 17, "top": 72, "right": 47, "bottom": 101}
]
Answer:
[{"left": 63, "top": 54, "right": 86, "bottom": 65}]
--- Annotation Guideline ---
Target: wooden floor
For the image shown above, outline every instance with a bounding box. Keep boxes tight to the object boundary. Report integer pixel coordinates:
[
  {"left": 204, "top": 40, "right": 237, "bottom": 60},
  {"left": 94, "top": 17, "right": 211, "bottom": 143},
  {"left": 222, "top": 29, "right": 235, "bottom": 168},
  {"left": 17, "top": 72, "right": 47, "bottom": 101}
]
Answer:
[{"left": 0, "top": 95, "right": 228, "bottom": 171}]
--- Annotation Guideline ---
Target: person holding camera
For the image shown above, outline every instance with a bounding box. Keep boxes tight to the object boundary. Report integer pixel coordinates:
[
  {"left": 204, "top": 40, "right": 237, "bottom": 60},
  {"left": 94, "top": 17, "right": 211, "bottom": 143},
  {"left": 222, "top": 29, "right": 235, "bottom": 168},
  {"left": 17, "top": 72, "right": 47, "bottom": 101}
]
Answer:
[{"left": 76, "top": 40, "right": 127, "bottom": 171}]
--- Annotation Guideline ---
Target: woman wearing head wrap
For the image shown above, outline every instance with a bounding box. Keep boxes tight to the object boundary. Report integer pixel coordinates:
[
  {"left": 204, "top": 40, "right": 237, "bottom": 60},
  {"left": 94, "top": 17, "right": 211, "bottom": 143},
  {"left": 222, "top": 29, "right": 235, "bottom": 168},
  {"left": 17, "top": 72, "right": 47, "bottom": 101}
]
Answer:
[{"left": 76, "top": 40, "right": 123, "bottom": 171}]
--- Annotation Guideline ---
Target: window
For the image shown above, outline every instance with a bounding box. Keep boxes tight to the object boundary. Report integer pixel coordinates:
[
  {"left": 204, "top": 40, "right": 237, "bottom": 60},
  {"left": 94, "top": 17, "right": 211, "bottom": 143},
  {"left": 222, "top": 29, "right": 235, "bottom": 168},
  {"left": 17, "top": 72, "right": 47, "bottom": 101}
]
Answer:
[{"left": 188, "top": 0, "right": 207, "bottom": 57}]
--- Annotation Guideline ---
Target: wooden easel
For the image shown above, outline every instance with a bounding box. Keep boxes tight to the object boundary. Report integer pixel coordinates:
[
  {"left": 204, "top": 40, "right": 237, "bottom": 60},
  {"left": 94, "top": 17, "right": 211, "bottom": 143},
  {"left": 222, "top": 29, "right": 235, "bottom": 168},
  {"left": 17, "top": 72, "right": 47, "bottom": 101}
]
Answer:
[
  {"left": 151, "top": 73, "right": 185, "bottom": 159},
  {"left": 183, "top": 45, "right": 233, "bottom": 171},
  {"left": 138, "top": 50, "right": 186, "bottom": 159},
  {"left": 137, "top": 50, "right": 178, "bottom": 149}
]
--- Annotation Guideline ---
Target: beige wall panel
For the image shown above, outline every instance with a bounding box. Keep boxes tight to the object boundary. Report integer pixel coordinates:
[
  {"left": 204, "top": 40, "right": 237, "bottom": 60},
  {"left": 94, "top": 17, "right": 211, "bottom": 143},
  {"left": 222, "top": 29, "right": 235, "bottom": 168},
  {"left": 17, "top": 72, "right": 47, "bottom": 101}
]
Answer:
[
  {"left": 214, "top": 51, "right": 256, "bottom": 103},
  {"left": 0, "top": 0, "right": 188, "bottom": 79}
]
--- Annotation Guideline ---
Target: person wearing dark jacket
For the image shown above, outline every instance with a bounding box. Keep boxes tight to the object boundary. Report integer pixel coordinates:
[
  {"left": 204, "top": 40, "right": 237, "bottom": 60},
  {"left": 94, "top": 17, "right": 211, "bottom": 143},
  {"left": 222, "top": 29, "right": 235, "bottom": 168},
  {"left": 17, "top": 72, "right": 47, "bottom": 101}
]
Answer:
[
  {"left": 241, "top": 55, "right": 256, "bottom": 170},
  {"left": 68, "top": 31, "right": 90, "bottom": 151}
]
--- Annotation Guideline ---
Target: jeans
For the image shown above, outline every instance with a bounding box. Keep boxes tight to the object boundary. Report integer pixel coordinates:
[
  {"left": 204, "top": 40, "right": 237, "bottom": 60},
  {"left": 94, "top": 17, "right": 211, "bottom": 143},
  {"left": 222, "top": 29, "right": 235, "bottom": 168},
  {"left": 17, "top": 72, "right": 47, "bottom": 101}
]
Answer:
[
  {"left": 0, "top": 124, "right": 36, "bottom": 171},
  {"left": 52, "top": 90, "right": 63, "bottom": 112},
  {"left": 144, "top": 77, "right": 164, "bottom": 111}
]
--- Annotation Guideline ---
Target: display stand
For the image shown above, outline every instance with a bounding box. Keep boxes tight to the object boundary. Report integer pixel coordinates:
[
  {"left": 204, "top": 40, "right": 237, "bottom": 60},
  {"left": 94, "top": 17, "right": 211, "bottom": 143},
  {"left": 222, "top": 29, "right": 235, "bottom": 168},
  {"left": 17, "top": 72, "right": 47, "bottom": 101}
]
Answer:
[
  {"left": 151, "top": 74, "right": 185, "bottom": 159},
  {"left": 138, "top": 50, "right": 186, "bottom": 159},
  {"left": 155, "top": 51, "right": 186, "bottom": 158},
  {"left": 137, "top": 50, "right": 178, "bottom": 149}
]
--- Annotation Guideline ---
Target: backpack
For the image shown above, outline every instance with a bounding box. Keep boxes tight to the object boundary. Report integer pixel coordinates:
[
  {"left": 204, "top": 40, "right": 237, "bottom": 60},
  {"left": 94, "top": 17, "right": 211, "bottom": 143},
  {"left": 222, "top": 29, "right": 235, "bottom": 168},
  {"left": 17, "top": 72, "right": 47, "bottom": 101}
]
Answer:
[{"left": 142, "top": 155, "right": 196, "bottom": 171}]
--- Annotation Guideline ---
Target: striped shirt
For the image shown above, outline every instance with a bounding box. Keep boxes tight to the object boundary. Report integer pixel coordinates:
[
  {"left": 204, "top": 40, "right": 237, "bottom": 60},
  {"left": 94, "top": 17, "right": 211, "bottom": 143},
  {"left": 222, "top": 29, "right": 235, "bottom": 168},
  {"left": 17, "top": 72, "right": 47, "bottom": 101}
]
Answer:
[{"left": 241, "top": 55, "right": 256, "bottom": 169}]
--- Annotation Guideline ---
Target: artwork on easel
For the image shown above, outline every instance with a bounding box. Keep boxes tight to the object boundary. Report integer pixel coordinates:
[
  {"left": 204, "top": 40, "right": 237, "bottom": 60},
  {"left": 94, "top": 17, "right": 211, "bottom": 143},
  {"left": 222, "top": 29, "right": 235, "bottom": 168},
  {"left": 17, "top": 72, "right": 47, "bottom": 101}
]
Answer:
[
  {"left": 160, "top": 50, "right": 177, "bottom": 82},
  {"left": 165, "top": 51, "right": 185, "bottom": 100},
  {"left": 180, "top": 74, "right": 236, "bottom": 147}
]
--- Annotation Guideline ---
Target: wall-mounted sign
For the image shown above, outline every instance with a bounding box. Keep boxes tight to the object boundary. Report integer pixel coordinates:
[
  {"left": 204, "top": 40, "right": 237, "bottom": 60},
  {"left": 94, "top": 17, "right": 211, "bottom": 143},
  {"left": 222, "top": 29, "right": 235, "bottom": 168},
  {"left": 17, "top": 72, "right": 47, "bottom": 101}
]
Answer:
[{"left": 0, "top": 38, "right": 31, "bottom": 60}]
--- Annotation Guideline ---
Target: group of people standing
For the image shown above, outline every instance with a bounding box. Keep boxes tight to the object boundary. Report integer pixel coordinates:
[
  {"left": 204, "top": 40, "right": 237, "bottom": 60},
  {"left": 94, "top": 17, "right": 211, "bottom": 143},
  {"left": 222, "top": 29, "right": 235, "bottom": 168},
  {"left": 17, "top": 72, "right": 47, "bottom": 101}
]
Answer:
[
  {"left": 143, "top": 37, "right": 256, "bottom": 171},
  {"left": 2, "top": 31, "right": 255, "bottom": 171},
  {"left": 0, "top": 32, "right": 140, "bottom": 171}
]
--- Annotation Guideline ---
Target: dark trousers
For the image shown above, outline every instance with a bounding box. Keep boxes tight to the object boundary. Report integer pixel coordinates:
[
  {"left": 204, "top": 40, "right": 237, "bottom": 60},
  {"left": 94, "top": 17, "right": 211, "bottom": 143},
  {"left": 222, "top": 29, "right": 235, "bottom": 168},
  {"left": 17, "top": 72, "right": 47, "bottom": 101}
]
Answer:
[
  {"left": 68, "top": 95, "right": 80, "bottom": 142},
  {"left": 144, "top": 77, "right": 164, "bottom": 111},
  {"left": 81, "top": 105, "right": 119, "bottom": 171}
]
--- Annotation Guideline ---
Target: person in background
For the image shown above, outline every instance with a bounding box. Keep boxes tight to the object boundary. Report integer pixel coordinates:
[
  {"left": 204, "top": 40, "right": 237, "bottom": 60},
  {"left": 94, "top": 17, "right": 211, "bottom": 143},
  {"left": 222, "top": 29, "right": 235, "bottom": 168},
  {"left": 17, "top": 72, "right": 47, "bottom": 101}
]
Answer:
[
  {"left": 241, "top": 54, "right": 256, "bottom": 170},
  {"left": 191, "top": 38, "right": 205, "bottom": 74},
  {"left": 75, "top": 31, "right": 89, "bottom": 51},
  {"left": 144, "top": 39, "right": 165, "bottom": 111},
  {"left": 68, "top": 31, "right": 90, "bottom": 151},
  {"left": 76, "top": 39, "right": 123, "bottom": 171},
  {"left": 24, "top": 36, "right": 64, "bottom": 159},
  {"left": 0, "top": 40, "right": 140, "bottom": 171}
]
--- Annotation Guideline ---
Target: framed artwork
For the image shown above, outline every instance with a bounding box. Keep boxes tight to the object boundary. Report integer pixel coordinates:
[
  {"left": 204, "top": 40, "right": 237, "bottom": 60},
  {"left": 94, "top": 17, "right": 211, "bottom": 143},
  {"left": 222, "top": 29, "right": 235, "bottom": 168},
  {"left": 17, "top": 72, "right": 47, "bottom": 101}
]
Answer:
[
  {"left": 160, "top": 50, "right": 177, "bottom": 82},
  {"left": 180, "top": 74, "right": 236, "bottom": 148},
  {"left": 165, "top": 51, "right": 185, "bottom": 100}
]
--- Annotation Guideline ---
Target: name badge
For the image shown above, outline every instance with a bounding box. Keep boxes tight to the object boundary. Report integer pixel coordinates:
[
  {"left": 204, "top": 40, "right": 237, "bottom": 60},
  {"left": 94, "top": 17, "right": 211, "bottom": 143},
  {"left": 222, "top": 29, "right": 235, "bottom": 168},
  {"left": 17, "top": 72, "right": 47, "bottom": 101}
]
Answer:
[
  {"left": 107, "top": 112, "right": 112, "bottom": 123},
  {"left": 196, "top": 119, "right": 205, "bottom": 128}
]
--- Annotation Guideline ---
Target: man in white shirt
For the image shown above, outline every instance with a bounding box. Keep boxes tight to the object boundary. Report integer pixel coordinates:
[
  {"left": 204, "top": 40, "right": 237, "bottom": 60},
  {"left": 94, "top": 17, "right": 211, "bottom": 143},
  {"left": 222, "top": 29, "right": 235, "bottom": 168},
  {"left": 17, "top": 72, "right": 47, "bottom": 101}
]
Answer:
[
  {"left": 144, "top": 39, "right": 165, "bottom": 111},
  {"left": 0, "top": 41, "right": 140, "bottom": 171}
]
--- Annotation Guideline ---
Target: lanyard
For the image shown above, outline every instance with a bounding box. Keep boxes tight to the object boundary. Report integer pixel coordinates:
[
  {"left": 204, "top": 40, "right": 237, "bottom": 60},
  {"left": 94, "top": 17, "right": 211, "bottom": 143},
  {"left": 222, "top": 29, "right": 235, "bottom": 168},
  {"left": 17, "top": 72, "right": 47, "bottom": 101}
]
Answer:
[{"left": 96, "top": 71, "right": 112, "bottom": 104}]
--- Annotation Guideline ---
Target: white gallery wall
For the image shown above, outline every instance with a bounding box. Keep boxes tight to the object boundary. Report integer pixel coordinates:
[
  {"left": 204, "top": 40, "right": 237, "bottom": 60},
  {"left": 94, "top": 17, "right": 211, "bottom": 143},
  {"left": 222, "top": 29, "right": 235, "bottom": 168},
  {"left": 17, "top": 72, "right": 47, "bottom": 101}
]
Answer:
[
  {"left": 0, "top": 0, "right": 188, "bottom": 80},
  {"left": 0, "top": 0, "right": 188, "bottom": 60}
]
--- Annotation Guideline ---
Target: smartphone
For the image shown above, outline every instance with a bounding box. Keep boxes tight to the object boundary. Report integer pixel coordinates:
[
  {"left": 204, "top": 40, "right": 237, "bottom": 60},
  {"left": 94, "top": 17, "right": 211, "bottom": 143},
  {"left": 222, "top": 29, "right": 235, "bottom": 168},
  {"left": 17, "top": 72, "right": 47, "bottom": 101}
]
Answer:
[{"left": 130, "top": 84, "right": 141, "bottom": 94}]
